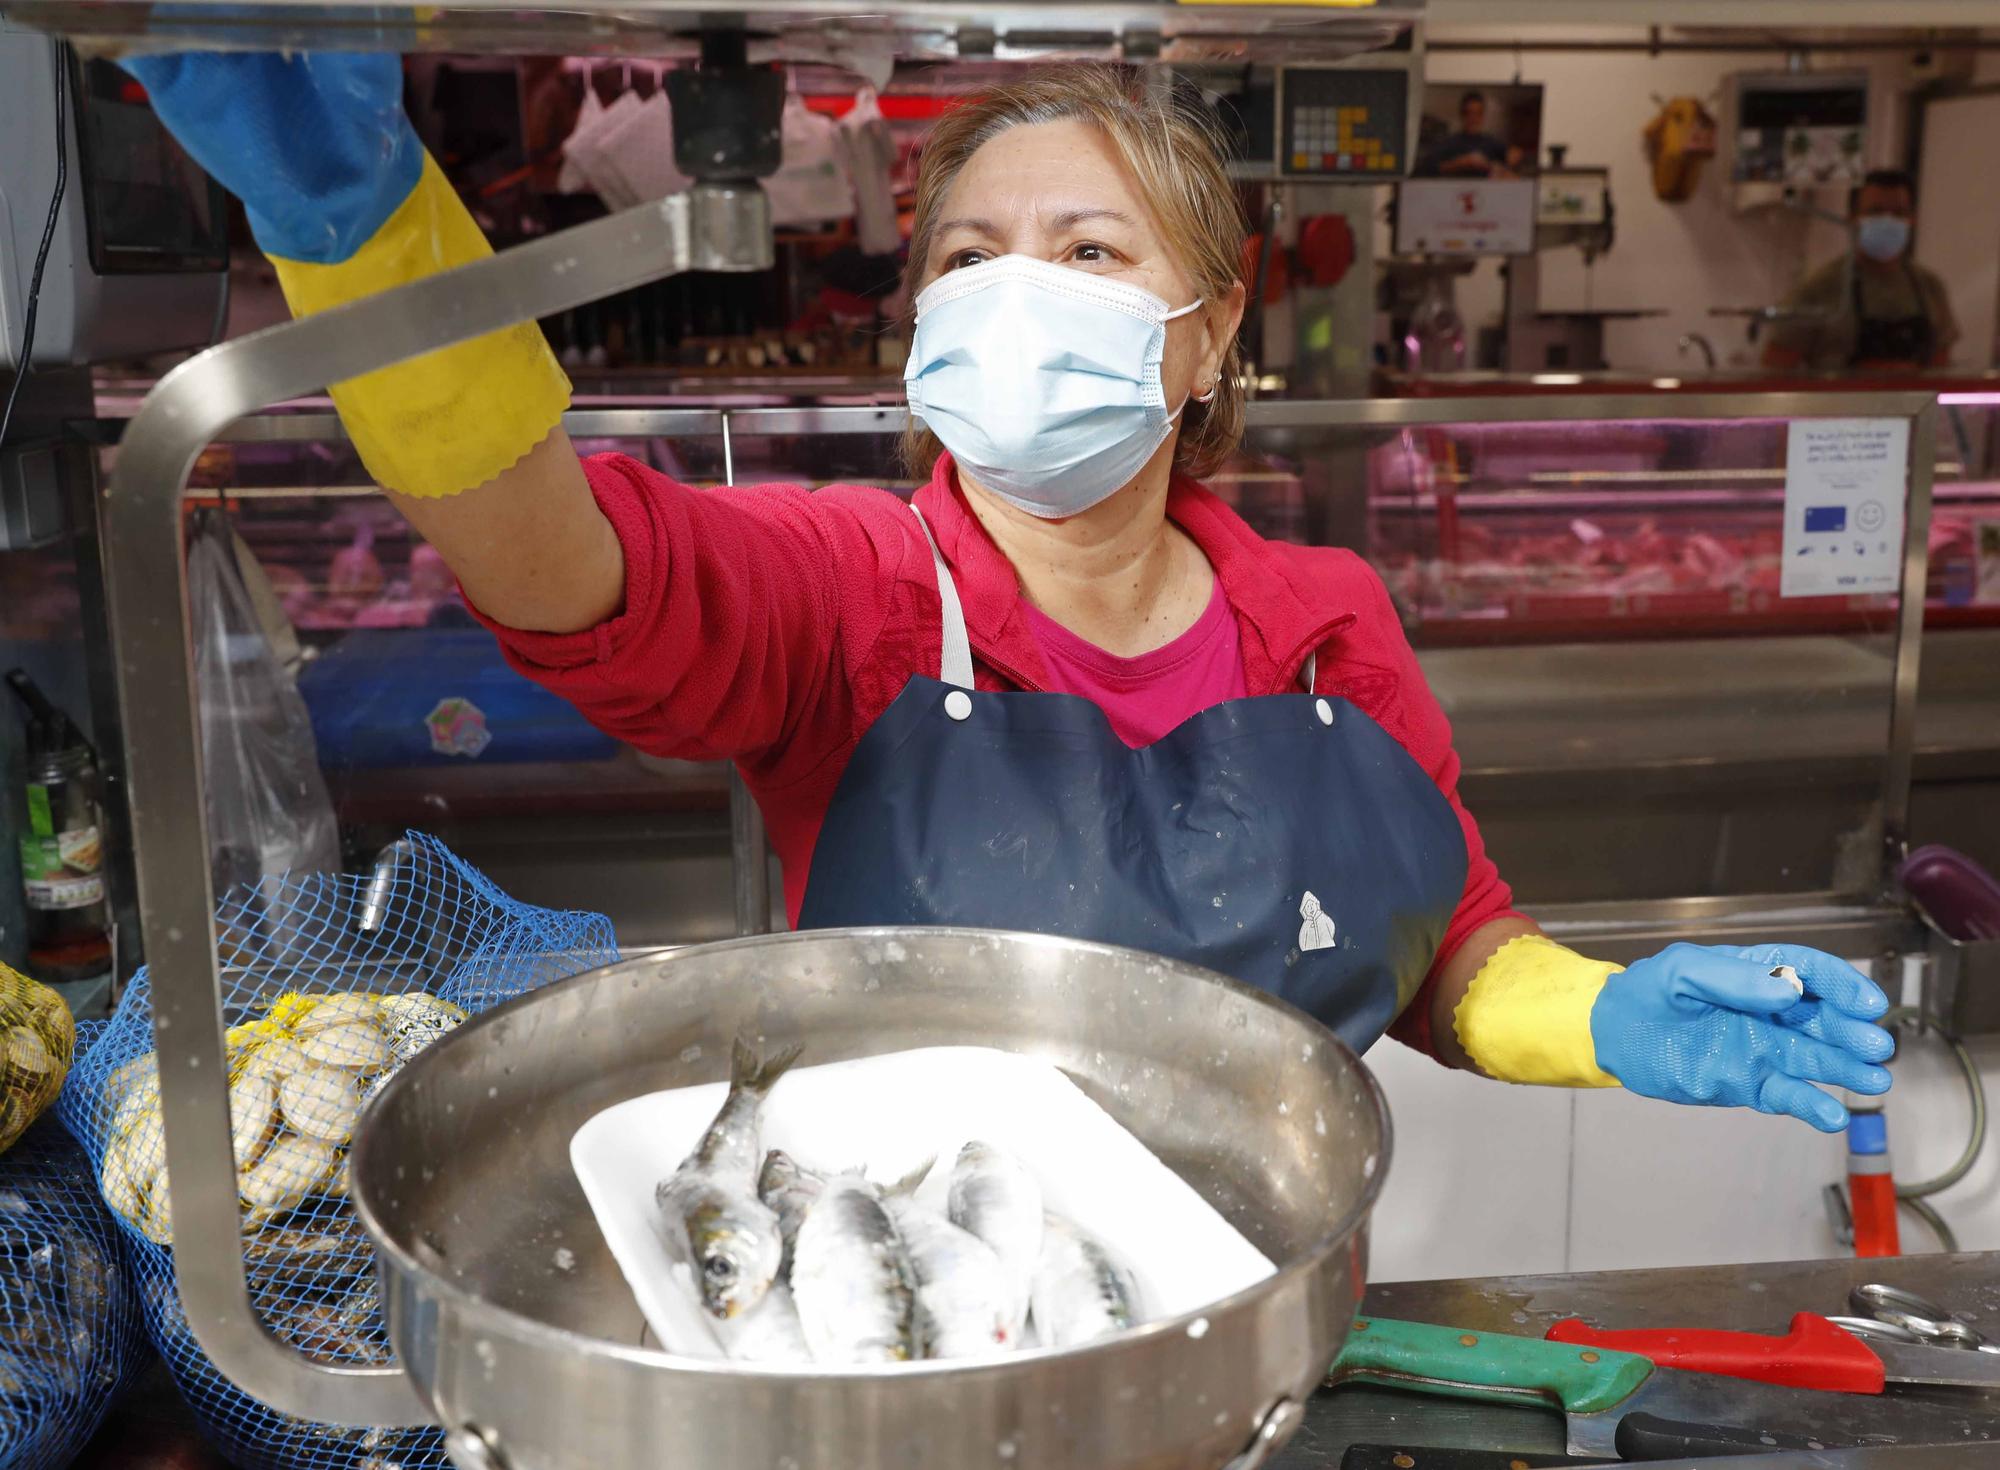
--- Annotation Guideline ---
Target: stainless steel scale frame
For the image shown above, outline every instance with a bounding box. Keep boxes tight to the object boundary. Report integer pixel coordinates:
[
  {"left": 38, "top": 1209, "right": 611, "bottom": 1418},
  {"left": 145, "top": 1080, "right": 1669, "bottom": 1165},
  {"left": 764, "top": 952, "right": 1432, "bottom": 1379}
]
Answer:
[{"left": 6, "top": 0, "right": 1942, "bottom": 1454}]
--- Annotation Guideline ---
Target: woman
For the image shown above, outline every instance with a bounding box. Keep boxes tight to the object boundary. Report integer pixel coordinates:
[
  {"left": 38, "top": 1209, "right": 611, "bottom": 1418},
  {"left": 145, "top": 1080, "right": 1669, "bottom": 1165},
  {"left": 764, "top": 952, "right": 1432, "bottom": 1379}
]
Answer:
[{"left": 130, "top": 57, "right": 1891, "bottom": 1128}]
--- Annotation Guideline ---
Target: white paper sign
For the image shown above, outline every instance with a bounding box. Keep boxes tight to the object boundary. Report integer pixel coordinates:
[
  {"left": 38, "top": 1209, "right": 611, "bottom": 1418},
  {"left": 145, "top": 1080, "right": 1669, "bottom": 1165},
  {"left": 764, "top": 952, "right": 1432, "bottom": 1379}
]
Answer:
[
  {"left": 1394, "top": 178, "right": 1536, "bottom": 256},
  {"left": 1781, "top": 418, "right": 1908, "bottom": 598}
]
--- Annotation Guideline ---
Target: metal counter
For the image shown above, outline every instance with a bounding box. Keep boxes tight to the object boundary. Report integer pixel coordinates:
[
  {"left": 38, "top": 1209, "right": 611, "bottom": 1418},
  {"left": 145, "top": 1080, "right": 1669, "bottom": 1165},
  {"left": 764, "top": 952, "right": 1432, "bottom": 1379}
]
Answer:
[
  {"left": 1281, "top": 1252, "right": 2000, "bottom": 1467},
  {"left": 74, "top": 1252, "right": 2000, "bottom": 1466}
]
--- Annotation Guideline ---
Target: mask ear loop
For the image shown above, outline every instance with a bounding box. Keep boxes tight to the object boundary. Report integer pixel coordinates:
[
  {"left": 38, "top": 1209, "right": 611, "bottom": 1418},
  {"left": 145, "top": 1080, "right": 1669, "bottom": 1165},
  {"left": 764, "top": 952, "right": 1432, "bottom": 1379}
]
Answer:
[{"left": 1165, "top": 298, "right": 1215, "bottom": 407}]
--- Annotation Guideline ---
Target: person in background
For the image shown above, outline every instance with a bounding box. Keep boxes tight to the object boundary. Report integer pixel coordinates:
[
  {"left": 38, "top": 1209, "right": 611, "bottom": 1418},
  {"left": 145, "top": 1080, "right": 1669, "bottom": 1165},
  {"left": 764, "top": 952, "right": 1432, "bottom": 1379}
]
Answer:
[
  {"left": 1763, "top": 169, "right": 1959, "bottom": 373},
  {"left": 1424, "top": 91, "right": 1518, "bottom": 179}
]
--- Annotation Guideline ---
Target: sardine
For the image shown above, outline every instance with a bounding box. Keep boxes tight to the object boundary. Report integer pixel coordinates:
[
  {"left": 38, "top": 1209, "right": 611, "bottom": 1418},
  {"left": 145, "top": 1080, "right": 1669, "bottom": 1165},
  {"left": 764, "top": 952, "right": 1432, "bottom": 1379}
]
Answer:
[
  {"left": 756, "top": 1148, "right": 825, "bottom": 1274},
  {"left": 883, "top": 1193, "right": 1014, "bottom": 1358},
  {"left": 791, "top": 1174, "right": 920, "bottom": 1364},
  {"left": 1029, "top": 1212, "right": 1142, "bottom": 1348},
  {"left": 656, "top": 1039, "right": 802, "bottom": 1319},
  {"left": 711, "top": 1277, "right": 812, "bottom": 1365},
  {"left": 945, "top": 1141, "right": 1042, "bottom": 1341}
]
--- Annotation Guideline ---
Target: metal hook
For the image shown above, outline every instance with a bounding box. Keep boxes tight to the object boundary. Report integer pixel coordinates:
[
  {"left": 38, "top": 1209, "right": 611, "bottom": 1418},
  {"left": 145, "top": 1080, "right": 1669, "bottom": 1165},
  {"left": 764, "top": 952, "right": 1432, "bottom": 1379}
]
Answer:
[{"left": 355, "top": 837, "right": 416, "bottom": 936}]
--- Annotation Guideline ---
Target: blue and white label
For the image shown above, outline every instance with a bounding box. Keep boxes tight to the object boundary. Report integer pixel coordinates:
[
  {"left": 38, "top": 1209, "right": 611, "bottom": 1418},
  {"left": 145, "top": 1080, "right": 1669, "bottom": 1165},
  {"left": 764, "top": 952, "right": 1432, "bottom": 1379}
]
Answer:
[{"left": 1781, "top": 418, "right": 1908, "bottom": 599}]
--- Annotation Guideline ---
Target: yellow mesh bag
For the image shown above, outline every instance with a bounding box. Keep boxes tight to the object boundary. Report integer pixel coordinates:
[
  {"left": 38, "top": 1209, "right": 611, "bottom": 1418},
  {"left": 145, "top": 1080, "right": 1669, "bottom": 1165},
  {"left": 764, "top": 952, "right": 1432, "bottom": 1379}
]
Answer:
[{"left": 0, "top": 961, "right": 76, "bottom": 1154}]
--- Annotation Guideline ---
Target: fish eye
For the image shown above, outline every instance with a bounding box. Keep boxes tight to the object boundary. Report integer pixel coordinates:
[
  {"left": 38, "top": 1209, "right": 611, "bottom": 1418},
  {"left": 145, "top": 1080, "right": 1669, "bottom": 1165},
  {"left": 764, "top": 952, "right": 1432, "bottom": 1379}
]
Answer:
[{"left": 703, "top": 1254, "right": 737, "bottom": 1283}]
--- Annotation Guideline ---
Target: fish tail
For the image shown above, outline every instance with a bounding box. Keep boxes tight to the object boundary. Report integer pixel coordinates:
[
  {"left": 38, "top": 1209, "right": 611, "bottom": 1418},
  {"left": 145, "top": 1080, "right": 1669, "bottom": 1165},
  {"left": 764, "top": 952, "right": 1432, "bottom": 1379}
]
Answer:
[
  {"left": 885, "top": 1156, "right": 936, "bottom": 1199},
  {"left": 732, "top": 1038, "right": 805, "bottom": 1097}
]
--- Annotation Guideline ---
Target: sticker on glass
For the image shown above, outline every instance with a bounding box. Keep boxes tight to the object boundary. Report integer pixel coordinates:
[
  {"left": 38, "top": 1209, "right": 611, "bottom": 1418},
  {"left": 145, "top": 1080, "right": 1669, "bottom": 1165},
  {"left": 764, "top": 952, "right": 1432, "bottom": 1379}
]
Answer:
[{"left": 426, "top": 697, "right": 492, "bottom": 759}]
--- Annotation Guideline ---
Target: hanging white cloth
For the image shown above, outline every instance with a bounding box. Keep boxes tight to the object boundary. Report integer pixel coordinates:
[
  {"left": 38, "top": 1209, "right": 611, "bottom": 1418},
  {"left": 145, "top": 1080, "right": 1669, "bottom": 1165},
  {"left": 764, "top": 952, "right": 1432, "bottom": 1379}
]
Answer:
[
  {"left": 592, "top": 90, "right": 692, "bottom": 205},
  {"left": 764, "top": 92, "right": 857, "bottom": 227},
  {"left": 838, "top": 88, "right": 900, "bottom": 255},
  {"left": 561, "top": 87, "right": 646, "bottom": 207}
]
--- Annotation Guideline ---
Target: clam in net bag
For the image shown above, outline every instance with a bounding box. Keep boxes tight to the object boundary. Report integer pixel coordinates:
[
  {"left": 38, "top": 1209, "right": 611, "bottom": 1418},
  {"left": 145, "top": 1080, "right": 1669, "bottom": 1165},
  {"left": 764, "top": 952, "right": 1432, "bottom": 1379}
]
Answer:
[
  {"left": 0, "top": 1118, "right": 143, "bottom": 1470},
  {"left": 57, "top": 833, "right": 618, "bottom": 1470}
]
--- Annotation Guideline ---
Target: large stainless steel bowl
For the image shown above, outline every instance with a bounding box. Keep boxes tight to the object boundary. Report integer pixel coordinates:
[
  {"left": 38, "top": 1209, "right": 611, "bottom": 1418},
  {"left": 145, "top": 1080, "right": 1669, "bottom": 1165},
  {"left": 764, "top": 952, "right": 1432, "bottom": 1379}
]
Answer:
[{"left": 350, "top": 928, "right": 1391, "bottom": 1470}]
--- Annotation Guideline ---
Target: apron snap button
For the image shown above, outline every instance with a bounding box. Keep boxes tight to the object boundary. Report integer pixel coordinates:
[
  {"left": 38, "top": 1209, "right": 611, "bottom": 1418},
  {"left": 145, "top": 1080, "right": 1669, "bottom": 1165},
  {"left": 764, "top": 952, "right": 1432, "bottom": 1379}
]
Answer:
[
  {"left": 944, "top": 690, "right": 974, "bottom": 721},
  {"left": 1315, "top": 698, "right": 1334, "bottom": 726}
]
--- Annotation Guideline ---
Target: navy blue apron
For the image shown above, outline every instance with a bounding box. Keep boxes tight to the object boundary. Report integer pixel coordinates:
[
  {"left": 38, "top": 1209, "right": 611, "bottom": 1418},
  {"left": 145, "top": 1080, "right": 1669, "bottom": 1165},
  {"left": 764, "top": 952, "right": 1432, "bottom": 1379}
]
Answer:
[{"left": 796, "top": 508, "right": 1468, "bottom": 1052}]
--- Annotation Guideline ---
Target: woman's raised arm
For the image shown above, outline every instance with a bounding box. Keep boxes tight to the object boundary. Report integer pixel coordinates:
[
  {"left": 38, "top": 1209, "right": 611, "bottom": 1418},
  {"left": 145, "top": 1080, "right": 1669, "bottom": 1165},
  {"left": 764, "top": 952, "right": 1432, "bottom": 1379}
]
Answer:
[{"left": 125, "top": 52, "right": 624, "bottom": 632}]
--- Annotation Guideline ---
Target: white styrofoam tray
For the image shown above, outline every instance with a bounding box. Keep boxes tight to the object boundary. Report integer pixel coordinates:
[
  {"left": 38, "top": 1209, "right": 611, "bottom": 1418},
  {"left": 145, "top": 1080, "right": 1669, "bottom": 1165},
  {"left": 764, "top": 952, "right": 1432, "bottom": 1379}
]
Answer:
[{"left": 571, "top": 1045, "right": 1275, "bottom": 1362}]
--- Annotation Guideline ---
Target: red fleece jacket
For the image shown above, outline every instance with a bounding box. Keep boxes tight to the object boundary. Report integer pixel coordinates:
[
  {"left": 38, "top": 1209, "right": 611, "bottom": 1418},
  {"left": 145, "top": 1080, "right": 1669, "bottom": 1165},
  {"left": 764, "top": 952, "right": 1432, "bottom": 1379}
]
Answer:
[{"left": 477, "top": 452, "right": 1521, "bottom": 1055}]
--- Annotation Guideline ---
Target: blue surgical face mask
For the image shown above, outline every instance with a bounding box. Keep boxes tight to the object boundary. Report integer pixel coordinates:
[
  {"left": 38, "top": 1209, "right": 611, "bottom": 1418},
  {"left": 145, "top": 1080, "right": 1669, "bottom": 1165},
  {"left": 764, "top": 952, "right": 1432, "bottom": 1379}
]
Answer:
[
  {"left": 905, "top": 254, "right": 1204, "bottom": 519},
  {"left": 1855, "top": 213, "right": 1911, "bottom": 263}
]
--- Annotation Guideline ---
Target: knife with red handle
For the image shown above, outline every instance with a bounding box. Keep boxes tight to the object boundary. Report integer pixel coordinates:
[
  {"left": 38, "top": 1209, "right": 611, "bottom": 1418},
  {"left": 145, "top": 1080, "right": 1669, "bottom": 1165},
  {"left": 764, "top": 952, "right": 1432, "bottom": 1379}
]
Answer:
[{"left": 1547, "top": 1312, "right": 2000, "bottom": 1394}]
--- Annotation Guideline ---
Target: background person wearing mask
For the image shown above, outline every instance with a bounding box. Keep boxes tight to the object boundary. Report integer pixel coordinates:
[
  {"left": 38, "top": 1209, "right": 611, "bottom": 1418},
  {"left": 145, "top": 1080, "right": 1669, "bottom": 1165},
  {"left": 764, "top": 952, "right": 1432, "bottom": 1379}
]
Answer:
[
  {"left": 1423, "top": 91, "right": 1518, "bottom": 179},
  {"left": 1764, "top": 169, "right": 1960, "bottom": 372}
]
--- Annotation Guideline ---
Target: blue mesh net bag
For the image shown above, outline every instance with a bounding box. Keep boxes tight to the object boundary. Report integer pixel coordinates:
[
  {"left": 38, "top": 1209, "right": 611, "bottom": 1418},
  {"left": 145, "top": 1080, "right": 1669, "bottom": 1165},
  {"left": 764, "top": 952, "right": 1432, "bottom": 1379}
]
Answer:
[
  {"left": 0, "top": 1117, "right": 144, "bottom": 1470},
  {"left": 56, "top": 832, "right": 618, "bottom": 1470}
]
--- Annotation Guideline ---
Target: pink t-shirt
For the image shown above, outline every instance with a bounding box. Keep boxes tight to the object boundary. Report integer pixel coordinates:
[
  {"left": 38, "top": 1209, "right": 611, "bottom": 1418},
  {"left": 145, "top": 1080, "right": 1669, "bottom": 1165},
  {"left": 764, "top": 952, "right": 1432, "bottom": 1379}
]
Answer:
[{"left": 1022, "top": 578, "right": 1248, "bottom": 748}]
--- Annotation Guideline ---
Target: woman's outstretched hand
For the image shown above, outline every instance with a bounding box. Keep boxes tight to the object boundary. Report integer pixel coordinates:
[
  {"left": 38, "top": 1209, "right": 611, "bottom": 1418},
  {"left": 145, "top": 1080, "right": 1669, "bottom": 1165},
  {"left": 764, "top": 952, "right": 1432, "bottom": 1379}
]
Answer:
[{"left": 1590, "top": 942, "right": 1894, "bottom": 1132}]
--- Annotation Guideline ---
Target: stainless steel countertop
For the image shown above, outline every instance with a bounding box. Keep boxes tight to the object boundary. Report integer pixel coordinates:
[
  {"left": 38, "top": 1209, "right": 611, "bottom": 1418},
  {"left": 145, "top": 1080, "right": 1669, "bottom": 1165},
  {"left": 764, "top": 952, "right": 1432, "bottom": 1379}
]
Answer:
[{"left": 1275, "top": 1252, "right": 2000, "bottom": 1468}]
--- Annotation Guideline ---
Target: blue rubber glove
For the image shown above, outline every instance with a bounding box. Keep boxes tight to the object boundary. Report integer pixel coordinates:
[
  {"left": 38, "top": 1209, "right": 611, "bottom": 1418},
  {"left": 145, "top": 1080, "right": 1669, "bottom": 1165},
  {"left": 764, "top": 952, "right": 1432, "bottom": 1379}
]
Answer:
[
  {"left": 121, "top": 52, "right": 422, "bottom": 263},
  {"left": 1590, "top": 942, "right": 1894, "bottom": 1133}
]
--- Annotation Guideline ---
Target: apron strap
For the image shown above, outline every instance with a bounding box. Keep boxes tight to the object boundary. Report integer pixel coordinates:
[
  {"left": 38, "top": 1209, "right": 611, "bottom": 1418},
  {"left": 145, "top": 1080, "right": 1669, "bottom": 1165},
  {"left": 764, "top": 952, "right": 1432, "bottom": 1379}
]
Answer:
[{"left": 909, "top": 504, "right": 975, "bottom": 689}]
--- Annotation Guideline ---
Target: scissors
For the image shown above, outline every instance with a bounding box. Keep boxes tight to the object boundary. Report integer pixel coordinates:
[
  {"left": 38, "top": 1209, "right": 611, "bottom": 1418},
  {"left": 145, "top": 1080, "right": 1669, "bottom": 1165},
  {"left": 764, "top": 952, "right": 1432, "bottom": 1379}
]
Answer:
[{"left": 1830, "top": 1283, "right": 2000, "bottom": 1354}]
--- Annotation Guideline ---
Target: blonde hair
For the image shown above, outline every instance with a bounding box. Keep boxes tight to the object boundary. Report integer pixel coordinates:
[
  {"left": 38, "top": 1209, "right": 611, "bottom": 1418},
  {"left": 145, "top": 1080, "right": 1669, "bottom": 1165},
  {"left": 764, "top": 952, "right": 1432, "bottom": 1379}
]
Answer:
[{"left": 900, "top": 65, "right": 1248, "bottom": 481}]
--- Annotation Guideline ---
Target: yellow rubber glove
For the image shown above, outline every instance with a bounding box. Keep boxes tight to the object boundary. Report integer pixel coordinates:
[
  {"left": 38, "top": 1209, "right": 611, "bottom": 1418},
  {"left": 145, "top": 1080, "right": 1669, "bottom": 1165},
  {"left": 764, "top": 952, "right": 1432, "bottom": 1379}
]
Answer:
[
  {"left": 122, "top": 53, "right": 568, "bottom": 499},
  {"left": 1452, "top": 933, "right": 1620, "bottom": 1087},
  {"left": 271, "top": 153, "right": 571, "bottom": 499}
]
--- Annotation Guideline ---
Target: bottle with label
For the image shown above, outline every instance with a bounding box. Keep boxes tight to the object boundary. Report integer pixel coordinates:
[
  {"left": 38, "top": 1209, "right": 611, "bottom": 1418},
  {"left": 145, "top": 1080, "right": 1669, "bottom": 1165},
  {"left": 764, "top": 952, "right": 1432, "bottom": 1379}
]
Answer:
[{"left": 6, "top": 670, "right": 112, "bottom": 984}]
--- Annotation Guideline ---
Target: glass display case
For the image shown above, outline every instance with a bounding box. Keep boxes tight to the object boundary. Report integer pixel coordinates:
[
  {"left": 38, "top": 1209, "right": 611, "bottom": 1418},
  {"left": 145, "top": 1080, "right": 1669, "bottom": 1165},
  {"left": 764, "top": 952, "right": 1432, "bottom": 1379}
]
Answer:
[
  {"left": 79, "top": 388, "right": 1994, "bottom": 962},
  {"left": 1348, "top": 402, "right": 2000, "bottom": 643}
]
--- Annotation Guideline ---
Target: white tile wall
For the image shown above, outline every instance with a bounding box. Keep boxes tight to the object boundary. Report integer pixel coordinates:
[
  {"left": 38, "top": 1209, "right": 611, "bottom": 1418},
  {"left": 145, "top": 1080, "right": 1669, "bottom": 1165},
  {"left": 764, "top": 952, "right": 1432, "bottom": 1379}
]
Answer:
[
  {"left": 1363, "top": 1005, "right": 1996, "bottom": 1282},
  {"left": 1362, "top": 1040, "right": 1573, "bottom": 1282},
  {"left": 1566, "top": 1085, "right": 1846, "bottom": 1272},
  {"left": 1888, "top": 1034, "right": 2000, "bottom": 1254}
]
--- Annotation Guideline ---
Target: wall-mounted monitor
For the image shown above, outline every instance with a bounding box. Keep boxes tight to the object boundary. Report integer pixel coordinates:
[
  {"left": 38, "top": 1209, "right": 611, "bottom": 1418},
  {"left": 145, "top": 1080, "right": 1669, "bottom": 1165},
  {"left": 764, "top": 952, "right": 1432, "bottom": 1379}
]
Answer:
[
  {"left": 2, "top": 42, "right": 228, "bottom": 370},
  {"left": 1415, "top": 81, "right": 1544, "bottom": 180},
  {"left": 1731, "top": 70, "right": 1869, "bottom": 186}
]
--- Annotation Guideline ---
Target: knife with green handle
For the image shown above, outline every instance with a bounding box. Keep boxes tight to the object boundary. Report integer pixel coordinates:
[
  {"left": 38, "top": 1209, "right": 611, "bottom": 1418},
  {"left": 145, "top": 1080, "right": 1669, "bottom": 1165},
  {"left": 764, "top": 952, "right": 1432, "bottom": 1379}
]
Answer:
[{"left": 1327, "top": 1317, "right": 2000, "bottom": 1461}]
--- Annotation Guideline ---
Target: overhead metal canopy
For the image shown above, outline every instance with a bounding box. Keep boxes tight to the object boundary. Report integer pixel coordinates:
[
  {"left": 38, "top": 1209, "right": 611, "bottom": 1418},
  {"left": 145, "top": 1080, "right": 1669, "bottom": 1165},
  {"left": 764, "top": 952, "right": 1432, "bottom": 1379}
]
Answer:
[{"left": 6, "top": 0, "right": 1420, "bottom": 65}]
